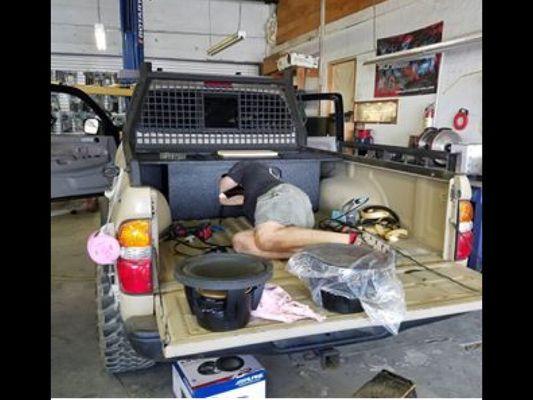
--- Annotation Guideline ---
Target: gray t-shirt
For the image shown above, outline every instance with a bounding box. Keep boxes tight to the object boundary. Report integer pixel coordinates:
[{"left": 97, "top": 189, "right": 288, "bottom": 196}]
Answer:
[{"left": 225, "top": 161, "right": 282, "bottom": 224}]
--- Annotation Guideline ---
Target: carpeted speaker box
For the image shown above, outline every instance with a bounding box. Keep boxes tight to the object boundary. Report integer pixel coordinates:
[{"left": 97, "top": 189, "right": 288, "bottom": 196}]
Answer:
[{"left": 175, "top": 253, "right": 273, "bottom": 332}]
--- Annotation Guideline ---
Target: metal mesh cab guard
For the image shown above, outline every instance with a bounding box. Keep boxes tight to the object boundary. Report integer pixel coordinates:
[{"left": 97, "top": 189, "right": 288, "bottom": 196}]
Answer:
[{"left": 124, "top": 63, "right": 307, "bottom": 155}]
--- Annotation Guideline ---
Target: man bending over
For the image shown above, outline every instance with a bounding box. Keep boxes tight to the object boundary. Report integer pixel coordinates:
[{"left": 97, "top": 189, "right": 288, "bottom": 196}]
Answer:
[{"left": 219, "top": 160, "right": 357, "bottom": 259}]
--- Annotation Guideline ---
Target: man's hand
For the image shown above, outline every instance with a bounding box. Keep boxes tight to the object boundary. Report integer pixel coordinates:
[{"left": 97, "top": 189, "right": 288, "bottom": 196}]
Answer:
[
  {"left": 219, "top": 192, "right": 244, "bottom": 206},
  {"left": 219, "top": 175, "right": 244, "bottom": 206}
]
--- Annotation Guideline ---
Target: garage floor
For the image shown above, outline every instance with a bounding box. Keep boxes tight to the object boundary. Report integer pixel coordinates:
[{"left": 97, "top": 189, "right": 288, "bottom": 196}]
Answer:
[{"left": 51, "top": 207, "right": 482, "bottom": 398}]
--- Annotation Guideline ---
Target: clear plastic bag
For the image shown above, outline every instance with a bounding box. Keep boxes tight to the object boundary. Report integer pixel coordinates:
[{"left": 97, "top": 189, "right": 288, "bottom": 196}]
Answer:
[{"left": 287, "top": 243, "right": 406, "bottom": 334}]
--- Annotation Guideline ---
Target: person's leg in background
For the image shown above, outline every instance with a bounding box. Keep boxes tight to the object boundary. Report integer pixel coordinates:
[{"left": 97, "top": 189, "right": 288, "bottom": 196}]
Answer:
[
  {"left": 232, "top": 222, "right": 351, "bottom": 259},
  {"left": 255, "top": 221, "right": 350, "bottom": 253},
  {"left": 232, "top": 229, "right": 294, "bottom": 259}
]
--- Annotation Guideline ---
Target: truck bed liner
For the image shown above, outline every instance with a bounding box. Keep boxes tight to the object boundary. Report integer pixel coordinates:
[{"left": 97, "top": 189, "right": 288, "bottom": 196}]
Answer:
[{"left": 156, "top": 217, "right": 482, "bottom": 358}]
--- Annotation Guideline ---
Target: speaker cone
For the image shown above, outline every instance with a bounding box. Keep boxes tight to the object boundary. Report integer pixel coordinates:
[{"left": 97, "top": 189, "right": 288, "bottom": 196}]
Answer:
[{"left": 216, "top": 356, "right": 245, "bottom": 372}]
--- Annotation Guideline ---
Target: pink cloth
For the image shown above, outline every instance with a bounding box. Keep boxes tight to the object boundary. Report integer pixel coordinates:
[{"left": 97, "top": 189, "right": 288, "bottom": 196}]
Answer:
[
  {"left": 252, "top": 283, "right": 326, "bottom": 323},
  {"left": 87, "top": 230, "right": 120, "bottom": 264}
]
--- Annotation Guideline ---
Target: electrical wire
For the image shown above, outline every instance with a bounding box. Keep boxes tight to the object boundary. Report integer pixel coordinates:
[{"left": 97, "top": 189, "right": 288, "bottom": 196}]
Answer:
[
  {"left": 237, "top": 0, "right": 242, "bottom": 31},
  {"left": 200, "top": 239, "right": 232, "bottom": 249},
  {"left": 317, "top": 199, "right": 364, "bottom": 229},
  {"left": 172, "top": 240, "right": 215, "bottom": 257},
  {"left": 374, "top": 236, "right": 481, "bottom": 293},
  {"left": 441, "top": 69, "right": 482, "bottom": 95},
  {"left": 173, "top": 242, "right": 230, "bottom": 257},
  {"left": 172, "top": 240, "right": 213, "bottom": 257},
  {"left": 168, "top": 222, "right": 233, "bottom": 257},
  {"left": 174, "top": 239, "right": 213, "bottom": 251},
  {"left": 372, "top": 0, "right": 376, "bottom": 53},
  {"left": 96, "top": 0, "right": 102, "bottom": 23},
  {"left": 208, "top": 0, "right": 212, "bottom": 47}
]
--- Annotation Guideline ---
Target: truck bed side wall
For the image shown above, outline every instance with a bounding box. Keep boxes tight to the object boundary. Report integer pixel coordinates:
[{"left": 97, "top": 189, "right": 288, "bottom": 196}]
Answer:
[{"left": 320, "top": 160, "right": 450, "bottom": 256}]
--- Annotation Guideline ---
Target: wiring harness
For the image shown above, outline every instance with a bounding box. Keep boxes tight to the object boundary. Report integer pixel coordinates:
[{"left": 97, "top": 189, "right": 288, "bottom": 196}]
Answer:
[{"left": 166, "top": 222, "right": 232, "bottom": 256}]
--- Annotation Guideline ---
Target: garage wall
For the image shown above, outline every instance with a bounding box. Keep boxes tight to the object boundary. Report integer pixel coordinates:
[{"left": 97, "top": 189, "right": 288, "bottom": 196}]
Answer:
[
  {"left": 51, "top": 0, "right": 274, "bottom": 75},
  {"left": 272, "top": 0, "right": 482, "bottom": 146}
]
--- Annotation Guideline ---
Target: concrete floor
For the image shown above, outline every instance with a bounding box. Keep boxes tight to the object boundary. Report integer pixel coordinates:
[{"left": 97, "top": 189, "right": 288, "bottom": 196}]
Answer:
[{"left": 51, "top": 208, "right": 482, "bottom": 398}]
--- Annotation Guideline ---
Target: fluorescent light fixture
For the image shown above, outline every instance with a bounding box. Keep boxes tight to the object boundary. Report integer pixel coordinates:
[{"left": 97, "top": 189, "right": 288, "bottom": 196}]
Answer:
[
  {"left": 94, "top": 23, "right": 107, "bottom": 51},
  {"left": 363, "top": 32, "right": 482, "bottom": 66},
  {"left": 207, "top": 30, "right": 246, "bottom": 56}
]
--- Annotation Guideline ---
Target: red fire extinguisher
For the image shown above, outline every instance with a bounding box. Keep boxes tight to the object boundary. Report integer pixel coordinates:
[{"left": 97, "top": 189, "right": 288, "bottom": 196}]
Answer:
[{"left": 424, "top": 103, "right": 435, "bottom": 128}]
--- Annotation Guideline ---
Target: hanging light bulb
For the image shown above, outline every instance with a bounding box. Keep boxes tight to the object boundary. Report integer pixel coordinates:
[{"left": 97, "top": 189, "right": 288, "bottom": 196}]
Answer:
[
  {"left": 94, "top": 0, "right": 106, "bottom": 51},
  {"left": 94, "top": 23, "right": 107, "bottom": 51}
]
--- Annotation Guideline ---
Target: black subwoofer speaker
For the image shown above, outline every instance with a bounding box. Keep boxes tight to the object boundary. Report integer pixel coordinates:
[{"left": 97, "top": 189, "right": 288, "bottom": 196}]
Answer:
[
  {"left": 320, "top": 289, "right": 364, "bottom": 314},
  {"left": 175, "top": 254, "right": 273, "bottom": 332}
]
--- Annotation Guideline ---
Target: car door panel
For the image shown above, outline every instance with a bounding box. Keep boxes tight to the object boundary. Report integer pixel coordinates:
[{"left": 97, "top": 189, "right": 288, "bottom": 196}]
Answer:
[
  {"left": 51, "top": 134, "right": 116, "bottom": 198},
  {"left": 51, "top": 83, "right": 120, "bottom": 200}
]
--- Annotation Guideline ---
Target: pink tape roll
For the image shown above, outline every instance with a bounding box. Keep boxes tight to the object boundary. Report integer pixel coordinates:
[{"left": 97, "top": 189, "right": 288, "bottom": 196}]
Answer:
[{"left": 87, "top": 230, "right": 120, "bottom": 264}]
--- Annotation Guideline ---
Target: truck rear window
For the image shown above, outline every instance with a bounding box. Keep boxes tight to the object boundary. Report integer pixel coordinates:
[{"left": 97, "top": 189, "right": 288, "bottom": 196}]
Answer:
[{"left": 204, "top": 94, "right": 239, "bottom": 129}]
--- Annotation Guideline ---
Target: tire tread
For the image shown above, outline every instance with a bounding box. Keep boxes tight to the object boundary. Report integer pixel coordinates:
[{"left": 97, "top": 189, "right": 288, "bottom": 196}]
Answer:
[{"left": 96, "top": 264, "right": 155, "bottom": 373}]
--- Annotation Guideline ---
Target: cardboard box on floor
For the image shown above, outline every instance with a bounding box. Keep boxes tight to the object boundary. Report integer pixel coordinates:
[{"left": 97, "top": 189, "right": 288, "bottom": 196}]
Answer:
[
  {"left": 172, "top": 355, "right": 266, "bottom": 398},
  {"left": 353, "top": 369, "right": 417, "bottom": 398}
]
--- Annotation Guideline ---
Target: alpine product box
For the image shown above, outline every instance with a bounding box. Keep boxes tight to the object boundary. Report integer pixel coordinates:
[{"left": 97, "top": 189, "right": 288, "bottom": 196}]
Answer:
[{"left": 172, "top": 355, "right": 266, "bottom": 398}]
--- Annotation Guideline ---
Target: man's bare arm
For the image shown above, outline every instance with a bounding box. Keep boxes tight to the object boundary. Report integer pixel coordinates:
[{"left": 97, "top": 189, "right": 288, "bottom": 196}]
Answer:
[{"left": 219, "top": 176, "right": 244, "bottom": 206}]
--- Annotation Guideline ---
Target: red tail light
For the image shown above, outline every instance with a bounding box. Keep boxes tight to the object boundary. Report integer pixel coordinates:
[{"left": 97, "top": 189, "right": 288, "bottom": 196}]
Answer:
[
  {"left": 455, "top": 200, "right": 474, "bottom": 261},
  {"left": 116, "top": 258, "right": 153, "bottom": 294},
  {"left": 456, "top": 230, "right": 474, "bottom": 260}
]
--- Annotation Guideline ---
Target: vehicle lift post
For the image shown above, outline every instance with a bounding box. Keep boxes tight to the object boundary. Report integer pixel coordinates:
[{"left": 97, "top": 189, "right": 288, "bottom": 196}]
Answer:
[{"left": 119, "top": 0, "right": 144, "bottom": 86}]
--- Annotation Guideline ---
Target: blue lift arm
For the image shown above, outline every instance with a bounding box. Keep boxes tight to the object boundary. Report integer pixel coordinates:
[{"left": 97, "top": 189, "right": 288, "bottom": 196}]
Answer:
[{"left": 119, "top": 0, "right": 144, "bottom": 79}]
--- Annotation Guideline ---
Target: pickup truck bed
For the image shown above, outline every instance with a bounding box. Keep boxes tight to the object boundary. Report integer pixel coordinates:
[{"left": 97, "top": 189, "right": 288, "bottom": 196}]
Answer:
[{"left": 156, "top": 217, "right": 482, "bottom": 359}]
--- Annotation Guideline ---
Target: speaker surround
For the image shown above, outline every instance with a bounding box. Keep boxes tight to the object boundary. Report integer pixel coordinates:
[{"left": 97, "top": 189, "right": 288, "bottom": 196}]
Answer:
[
  {"left": 197, "top": 361, "right": 217, "bottom": 375},
  {"left": 175, "top": 253, "right": 273, "bottom": 332}
]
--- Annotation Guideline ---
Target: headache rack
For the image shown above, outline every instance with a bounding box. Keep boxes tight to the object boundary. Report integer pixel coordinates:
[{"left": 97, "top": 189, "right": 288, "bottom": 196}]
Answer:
[{"left": 123, "top": 63, "right": 308, "bottom": 158}]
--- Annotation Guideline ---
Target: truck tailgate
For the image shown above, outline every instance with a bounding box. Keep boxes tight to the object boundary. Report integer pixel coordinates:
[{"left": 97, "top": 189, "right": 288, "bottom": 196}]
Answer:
[{"left": 156, "top": 218, "right": 482, "bottom": 359}]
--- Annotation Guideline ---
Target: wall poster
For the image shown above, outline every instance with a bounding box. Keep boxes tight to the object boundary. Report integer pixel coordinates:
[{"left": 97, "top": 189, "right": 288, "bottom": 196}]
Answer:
[{"left": 374, "top": 21, "right": 443, "bottom": 97}]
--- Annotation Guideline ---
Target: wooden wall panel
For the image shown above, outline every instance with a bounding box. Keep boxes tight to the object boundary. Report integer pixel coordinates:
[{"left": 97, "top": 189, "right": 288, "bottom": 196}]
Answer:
[
  {"left": 276, "top": 0, "right": 386, "bottom": 45},
  {"left": 261, "top": 52, "right": 284, "bottom": 75},
  {"left": 276, "top": 0, "right": 320, "bottom": 45}
]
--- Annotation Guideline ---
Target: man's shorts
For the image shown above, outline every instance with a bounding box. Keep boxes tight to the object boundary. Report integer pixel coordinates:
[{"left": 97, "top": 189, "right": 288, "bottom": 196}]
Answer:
[{"left": 254, "top": 183, "right": 315, "bottom": 228}]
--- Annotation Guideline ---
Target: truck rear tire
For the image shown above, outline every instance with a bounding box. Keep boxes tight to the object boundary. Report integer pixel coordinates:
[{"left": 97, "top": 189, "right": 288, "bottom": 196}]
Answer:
[{"left": 96, "top": 264, "right": 155, "bottom": 373}]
